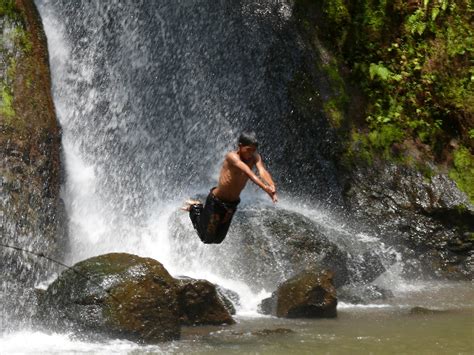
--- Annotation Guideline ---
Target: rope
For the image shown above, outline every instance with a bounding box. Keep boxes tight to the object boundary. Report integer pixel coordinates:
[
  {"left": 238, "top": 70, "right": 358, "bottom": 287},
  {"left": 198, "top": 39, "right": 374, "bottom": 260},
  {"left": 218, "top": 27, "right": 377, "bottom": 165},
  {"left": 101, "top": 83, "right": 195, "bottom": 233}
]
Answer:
[{"left": 0, "top": 242, "right": 122, "bottom": 304}]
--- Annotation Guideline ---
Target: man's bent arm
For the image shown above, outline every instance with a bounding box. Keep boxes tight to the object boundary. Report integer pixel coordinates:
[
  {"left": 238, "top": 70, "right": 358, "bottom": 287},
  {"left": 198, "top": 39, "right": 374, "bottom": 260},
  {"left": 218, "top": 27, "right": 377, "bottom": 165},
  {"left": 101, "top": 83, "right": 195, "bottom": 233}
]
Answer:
[
  {"left": 228, "top": 153, "right": 271, "bottom": 193},
  {"left": 255, "top": 154, "right": 275, "bottom": 190}
]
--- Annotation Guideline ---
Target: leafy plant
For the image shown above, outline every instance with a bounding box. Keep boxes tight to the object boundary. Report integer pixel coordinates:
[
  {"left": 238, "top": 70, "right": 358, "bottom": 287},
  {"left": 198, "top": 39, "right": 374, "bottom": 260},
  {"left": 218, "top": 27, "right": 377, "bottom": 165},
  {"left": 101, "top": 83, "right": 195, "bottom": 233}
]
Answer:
[{"left": 449, "top": 146, "right": 474, "bottom": 204}]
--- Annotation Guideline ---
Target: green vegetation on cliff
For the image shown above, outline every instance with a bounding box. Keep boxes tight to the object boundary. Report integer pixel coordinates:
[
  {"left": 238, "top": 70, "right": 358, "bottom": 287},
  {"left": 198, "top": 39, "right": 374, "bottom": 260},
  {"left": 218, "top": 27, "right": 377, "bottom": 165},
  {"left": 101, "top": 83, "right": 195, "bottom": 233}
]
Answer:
[
  {"left": 1, "top": 0, "right": 63, "bottom": 248},
  {"left": 1, "top": 0, "right": 53, "bottom": 136},
  {"left": 449, "top": 146, "right": 474, "bottom": 202},
  {"left": 293, "top": 0, "right": 473, "bottom": 201}
]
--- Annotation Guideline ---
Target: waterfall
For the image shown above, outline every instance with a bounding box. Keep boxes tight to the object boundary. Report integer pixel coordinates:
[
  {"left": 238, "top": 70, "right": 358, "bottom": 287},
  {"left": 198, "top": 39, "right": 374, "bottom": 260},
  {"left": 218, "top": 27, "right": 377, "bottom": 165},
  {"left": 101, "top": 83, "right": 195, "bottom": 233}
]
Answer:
[
  {"left": 34, "top": 0, "right": 397, "bottom": 317},
  {"left": 33, "top": 0, "right": 297, "bottom": 309}
]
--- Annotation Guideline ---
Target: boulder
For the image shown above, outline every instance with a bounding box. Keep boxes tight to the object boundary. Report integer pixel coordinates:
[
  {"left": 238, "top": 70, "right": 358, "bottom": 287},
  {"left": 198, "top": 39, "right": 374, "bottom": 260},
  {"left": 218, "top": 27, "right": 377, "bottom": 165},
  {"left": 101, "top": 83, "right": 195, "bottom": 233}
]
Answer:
[
  {"left": 345, "top": 162, "right": 474, "bottom": 280},
  {"left": 177, "top": 278, "right": 235, "bottom": 325},
  {"left": 37, "top": 253, "right": 180, "bottom": 343},
  {"left": 170, "top": 204, "right": 394, "bottom": 291},
  {"left": 36, "top": 253, "right": 239, "bottom": 343},
  {"left": 259, "top": 269, "right": 337, "bottom": 318}
]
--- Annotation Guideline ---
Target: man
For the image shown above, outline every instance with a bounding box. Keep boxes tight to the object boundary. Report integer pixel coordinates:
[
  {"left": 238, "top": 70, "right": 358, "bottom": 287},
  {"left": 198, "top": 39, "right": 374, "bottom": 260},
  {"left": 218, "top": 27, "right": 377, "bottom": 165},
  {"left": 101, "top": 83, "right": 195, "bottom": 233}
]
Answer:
[{"left": 182, "top": 131, "right": 277, "bottom": 244}]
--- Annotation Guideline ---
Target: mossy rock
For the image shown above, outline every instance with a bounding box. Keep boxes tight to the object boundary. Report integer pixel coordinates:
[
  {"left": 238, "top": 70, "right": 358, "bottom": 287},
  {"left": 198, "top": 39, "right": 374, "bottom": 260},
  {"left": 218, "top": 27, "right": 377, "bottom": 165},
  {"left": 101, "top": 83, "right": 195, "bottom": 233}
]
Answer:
[
  {"left": 259, "top": 269, "right": 337, "bottom": 318},
  {"left": 1, "top": 0, "right": 65, "bottom": 327},
  {"left": 177, "top": 278, "right": 235, "bottom": 326},
  {"left": 37, "top": 253, "right": 180, "bottom": 344}
]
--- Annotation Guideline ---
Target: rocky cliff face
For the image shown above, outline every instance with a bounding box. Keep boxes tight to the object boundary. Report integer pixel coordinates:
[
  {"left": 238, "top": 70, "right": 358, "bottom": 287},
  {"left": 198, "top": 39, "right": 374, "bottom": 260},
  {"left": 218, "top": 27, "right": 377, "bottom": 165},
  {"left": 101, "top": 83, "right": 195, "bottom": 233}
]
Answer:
[
  {"left": 344, "top": 161, "right": 473, "bottom": 279},
  {"left": 286, "top": 0, "right": 473, "bottom": 280},
  {"left": 0, "top": 0, "right": 65, "bottom": 329}
]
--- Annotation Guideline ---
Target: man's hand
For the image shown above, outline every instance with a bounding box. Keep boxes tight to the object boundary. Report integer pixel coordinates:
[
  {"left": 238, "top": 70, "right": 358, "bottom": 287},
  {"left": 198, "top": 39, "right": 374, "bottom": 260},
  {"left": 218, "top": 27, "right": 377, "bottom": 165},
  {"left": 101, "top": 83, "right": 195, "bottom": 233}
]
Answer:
[
  {"left": 264, "top": 185, "right": 278, "bottom": 203},
  {"left": 271, "top": 192, "right": 278, "bottom": 203}
]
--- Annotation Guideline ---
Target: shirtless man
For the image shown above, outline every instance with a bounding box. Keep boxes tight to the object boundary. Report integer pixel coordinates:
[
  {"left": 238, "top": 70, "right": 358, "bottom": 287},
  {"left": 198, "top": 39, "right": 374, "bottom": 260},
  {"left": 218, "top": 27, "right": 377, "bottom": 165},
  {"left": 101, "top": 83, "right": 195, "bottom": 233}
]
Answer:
[{"left": 183, "top": 131, "right": 277, "bottom": 244}]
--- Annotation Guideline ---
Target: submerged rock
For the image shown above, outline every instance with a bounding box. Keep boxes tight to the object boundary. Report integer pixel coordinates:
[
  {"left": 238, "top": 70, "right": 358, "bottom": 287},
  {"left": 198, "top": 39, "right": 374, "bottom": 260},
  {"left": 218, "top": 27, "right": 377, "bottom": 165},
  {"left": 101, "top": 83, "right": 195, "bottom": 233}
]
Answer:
[
  {"left": 177, "top": 278, "right": 235, "bottom": 325},
  {"left": 259, "top": 269, "right": 337, "bottom": 318},
  {"left": 37, "top": 253, "right": 180, "bottom": 343},
  {"left": 251, "top": 328, "right": 294, "bottom": 336},
  {"left": 231, "top": 328, "right": 295, "bottom": 337}
]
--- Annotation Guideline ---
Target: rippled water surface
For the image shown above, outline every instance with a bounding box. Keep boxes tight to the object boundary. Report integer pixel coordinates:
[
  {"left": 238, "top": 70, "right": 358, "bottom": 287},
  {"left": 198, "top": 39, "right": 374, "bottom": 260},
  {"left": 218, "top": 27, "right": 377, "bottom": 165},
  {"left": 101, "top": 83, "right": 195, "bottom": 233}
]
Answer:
[{"left": 2, "top": 282, "right": 472, "bottom": 354}]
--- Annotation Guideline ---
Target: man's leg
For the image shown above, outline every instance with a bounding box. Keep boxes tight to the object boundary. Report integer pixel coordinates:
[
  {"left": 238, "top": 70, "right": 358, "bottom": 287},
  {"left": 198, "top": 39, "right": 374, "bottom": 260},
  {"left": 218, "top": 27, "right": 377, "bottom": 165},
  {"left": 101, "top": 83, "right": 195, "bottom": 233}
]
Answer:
[
  {"left": 211, "top": 208, "right": 236, "bottom": 244},
  {"left": 189, "top": 203, "right": 207, "bottom": 242},
  {"left": 188, "top": 192, "right": 218, "bottom": 243},
  {"left": 187, "top": 191, "right": 238, "bottom": 244}
]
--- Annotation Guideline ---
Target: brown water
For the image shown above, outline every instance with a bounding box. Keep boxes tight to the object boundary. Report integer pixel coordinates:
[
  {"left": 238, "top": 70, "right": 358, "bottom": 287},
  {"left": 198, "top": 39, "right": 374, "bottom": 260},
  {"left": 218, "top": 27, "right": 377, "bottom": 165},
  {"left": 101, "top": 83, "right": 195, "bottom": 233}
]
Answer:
[
  {"left": 173, "top": 282, "right": 474, "bottom": 355},
  {"left": 1, "top": 282, "right": 472, "bottom": 354}
]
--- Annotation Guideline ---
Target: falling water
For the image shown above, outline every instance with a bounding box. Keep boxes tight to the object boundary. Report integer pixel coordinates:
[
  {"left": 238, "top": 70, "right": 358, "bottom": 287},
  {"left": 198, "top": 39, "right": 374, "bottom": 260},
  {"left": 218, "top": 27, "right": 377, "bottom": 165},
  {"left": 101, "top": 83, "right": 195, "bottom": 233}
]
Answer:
[
  {"left": 36, "top": 0, "right": 293, "bottom": 264},
  {"left": 32, "top": 0, "right": 400, "bottom": 310}
]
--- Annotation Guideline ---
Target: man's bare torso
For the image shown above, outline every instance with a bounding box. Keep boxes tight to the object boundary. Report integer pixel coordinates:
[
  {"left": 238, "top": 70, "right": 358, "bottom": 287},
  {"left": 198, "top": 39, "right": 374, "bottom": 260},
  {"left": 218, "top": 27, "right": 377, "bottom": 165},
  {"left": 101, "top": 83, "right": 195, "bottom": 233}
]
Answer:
[{"left": 213, "top": 152, "right": 255, "bottom": 202}]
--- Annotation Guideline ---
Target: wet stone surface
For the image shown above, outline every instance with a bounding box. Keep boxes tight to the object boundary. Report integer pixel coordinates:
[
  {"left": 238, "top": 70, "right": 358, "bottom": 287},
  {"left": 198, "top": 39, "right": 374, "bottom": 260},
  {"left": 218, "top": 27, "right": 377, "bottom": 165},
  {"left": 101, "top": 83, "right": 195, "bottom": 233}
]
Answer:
[{"left": 344, "top": 162, "right": 474, "bottom": 280}]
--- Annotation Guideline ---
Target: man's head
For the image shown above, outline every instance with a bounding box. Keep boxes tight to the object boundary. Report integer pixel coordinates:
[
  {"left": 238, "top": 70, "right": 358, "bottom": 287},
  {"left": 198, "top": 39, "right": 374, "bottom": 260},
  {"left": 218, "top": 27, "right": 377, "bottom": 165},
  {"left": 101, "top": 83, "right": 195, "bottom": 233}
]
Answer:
[{"left": 238, "top": 131, "right": 258, "bottom": 161}]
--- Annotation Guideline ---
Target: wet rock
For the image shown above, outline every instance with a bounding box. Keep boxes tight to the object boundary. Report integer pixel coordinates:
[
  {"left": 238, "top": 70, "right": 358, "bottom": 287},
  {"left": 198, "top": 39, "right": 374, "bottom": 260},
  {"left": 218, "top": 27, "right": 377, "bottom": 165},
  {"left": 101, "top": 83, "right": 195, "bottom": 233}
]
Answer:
[
  {"left": 37, "top": 253, "right": 180, "bottom": 344},
  {"left": 215, "top": 285, "right": 239, "bottom": 315},
  {"left": 344, "top": 162, "right": 474, "bottom": 280},
  {"left": 259, "top": 296, "right": 275, "bottom": 316},
  {"left": 177, "top": 278, "right": 235, "bottom": 326},
  {"left": 259, "top": 269, "right": 337, "bottom": 318},
  {"left": 171, "top": 205, "right": 392, "bottom": 292},
  {"left": 337, "top": 284, "right": 393, "bottom": 304},
  {"left": 0, "top": 0, "right": 65, "bottom": 327}
]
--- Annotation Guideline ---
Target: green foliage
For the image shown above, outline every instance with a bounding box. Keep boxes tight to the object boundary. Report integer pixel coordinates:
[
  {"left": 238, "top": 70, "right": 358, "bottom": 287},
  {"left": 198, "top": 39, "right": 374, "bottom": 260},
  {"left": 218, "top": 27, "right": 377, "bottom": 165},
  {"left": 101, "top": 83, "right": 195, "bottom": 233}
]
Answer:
[
  {"left": 367, "top": 124, "right": 404, "bottom": 152},
  {"left": 324, "top": 99, "right": 344, "bottom": 128},
  {"left": 0, "top": 0, "right": 16, "bottom": 18},
  {"left": 294, "top": 0, "right": 350, "bottom": 50},
  {"left": 345, "top": 124, "right": 405, "bottom": 165},
  {"left": 340, "top": 0, "right": 473, "bottom": 157},
  {"left": 346, "top": 130, "right": 373, "bottom": 165},
  {"left": 11, "top": 27, "right": 33, "bottom": 53},
  {"left": 0, "top": 83, "right": 15, "bottom": 118},
  {"left": 321, "top": 60, "right": 349, "bottom": 128},
  {"left": 323, "top": 0, "right": 351, "bottom": 45},
  {"left": 469, "top": 129, "right": 474, "bottom": 140},
  {"left": 449, "top": 146, "right": 474, "bottom": 204},
  {"left": 324, "top": 0, "right": 350, "bottom": 24},
  {"left": 369, "top": 63, "right": 391, "bottom": 81},
  {"left": 1, "top": 3, "right": 33, "bottom": 123},
  {"left": 406, "top": 9, "right": 427, "bottom": 35}
]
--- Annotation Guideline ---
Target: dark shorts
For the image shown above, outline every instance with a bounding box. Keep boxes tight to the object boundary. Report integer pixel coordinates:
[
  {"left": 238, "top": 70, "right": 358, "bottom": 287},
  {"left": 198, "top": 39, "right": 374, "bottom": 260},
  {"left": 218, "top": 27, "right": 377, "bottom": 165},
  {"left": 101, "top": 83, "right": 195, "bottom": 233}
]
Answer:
[{"left": 189, "top": 188, "right": 240, "bottom": 244}]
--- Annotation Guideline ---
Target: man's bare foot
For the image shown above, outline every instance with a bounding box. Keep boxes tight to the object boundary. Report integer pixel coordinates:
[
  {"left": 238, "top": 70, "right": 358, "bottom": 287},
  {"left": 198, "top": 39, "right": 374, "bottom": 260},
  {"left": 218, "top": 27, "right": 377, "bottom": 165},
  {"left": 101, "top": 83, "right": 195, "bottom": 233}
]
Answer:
[{"left": 180, "top": 199, "right": 201, "bottom": 211}]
